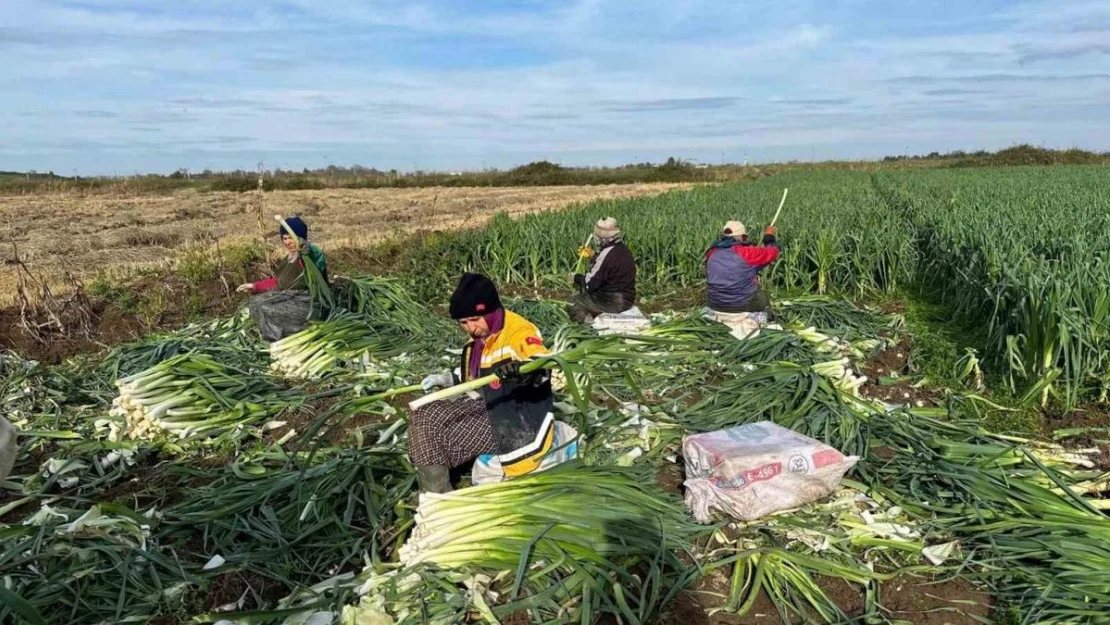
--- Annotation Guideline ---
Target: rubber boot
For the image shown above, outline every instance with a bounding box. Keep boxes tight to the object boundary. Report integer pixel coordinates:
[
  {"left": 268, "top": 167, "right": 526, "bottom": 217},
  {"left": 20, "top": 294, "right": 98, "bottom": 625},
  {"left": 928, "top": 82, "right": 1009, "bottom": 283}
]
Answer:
[{"left": 417, "top": 465, "right": 453, "bottom": 494}]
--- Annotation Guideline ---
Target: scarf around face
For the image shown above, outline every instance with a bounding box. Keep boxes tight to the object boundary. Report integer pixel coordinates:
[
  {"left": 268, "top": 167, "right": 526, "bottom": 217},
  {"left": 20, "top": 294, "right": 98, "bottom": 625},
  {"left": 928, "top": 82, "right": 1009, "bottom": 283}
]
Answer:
[
  {"left": 595, "top": 234, "right": 623, "bottom": 249},
  {"left": 468, "top": 308, "right": 506, "bottom": 379}
]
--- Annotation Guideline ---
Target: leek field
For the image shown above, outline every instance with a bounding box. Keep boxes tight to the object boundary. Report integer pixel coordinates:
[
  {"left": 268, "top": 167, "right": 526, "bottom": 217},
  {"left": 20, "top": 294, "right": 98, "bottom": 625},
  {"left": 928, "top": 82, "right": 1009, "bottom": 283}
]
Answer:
[{"left": 4, "top": 164, "right": 1110, "bottom": 625}]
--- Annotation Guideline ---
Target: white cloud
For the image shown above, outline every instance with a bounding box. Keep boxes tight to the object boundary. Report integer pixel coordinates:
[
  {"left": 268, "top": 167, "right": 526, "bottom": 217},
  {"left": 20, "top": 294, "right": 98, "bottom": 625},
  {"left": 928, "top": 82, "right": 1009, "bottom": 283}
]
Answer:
[{"left": 1, "top": 0, "right": 1107, "bottom": 173}]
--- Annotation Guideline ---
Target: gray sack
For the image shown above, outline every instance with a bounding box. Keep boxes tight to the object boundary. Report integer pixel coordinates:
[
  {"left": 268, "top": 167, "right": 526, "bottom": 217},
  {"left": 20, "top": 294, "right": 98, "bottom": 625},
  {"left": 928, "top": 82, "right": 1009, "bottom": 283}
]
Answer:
[{"left": 248, "top": 290, "right": 322, "bottom": 342}]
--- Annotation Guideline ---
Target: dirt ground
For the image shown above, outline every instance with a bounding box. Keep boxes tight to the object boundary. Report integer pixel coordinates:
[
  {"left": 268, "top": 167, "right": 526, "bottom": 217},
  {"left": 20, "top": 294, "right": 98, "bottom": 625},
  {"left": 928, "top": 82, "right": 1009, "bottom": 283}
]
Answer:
[
  {"left": 0, "top": 269, "right": 240, "bottom": 363},
  {"left": 0, "top": 183, "right": 691, "bottom": 304},
  {"left": 660, "top": 569, "right": 992, "bottom": 625},
  {"left": 858, "top": 340, "right": 945, "bottom": 408}
]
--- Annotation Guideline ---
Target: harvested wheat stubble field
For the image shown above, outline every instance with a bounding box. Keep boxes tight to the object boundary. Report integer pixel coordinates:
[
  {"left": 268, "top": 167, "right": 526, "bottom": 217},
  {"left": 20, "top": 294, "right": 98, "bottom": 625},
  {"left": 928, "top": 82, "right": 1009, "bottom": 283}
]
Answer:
[{"left": 0, "top": 183, "right": 690, "bottom": 303}]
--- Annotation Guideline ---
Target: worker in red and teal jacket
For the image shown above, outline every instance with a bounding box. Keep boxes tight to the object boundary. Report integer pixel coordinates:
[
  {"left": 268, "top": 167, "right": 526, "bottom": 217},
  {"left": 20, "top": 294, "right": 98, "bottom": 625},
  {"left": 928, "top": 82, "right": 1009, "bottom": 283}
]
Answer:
[
  {"left": 705, "top": 220, "right": 778, "bottom": 313},
  {"left": 237, "top": 216, "right": 329, "bottom": 341}
]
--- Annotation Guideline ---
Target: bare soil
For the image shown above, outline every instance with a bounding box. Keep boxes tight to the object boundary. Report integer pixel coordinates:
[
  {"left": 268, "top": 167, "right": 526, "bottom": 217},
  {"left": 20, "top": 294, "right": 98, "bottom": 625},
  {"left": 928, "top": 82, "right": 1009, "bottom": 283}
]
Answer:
[
  {"left": 501, "top": 611, "right": 534, "bottom": 625},
  {"left": 875, "top": 299, "right": 911, "bottom": 318},
  {"left": 657, "top": 462, "right": 685, "bottom": 495},
  {"left": 880, "top": 576, "right": 992, "bottom": 624},
  {"left": 206, "top": 569, "right": 291, "bottom": 613},
  {"left": 858, "top": 340, "right": 945, "bottom": 408},
  {"left": 0, "top": 184, "right": 690, "bottom": 304},
  {"left": 0, "top": 269, "right": 241, "bottom": 363},
  {"left": 661, "top": 571, "right": 991, "bottom": 624},
  {"left": 1043, "top": 403, "right": 1110, "bottom": 448},
  {"left": 641, "top": 285, "right": 709, "bottom": 314}
]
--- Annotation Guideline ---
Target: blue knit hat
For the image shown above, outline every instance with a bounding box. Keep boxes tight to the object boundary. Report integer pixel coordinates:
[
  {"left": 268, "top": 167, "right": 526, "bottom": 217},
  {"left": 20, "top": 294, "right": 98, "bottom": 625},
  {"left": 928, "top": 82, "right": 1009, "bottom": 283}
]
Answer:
[{"left": 279, "top": 216, "right": 309, "bottom": 240}]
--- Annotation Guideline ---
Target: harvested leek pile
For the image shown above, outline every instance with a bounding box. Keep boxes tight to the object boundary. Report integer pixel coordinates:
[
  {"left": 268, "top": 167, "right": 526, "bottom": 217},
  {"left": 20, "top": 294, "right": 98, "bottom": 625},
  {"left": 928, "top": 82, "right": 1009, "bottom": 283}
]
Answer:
[
  {"left": 401, "top": 465, "right": 695, "bottom": 570},
  {"left": 99, "top": 312, "right": 264, "bottom": 380},
  {"left": 356, "top": 465, "right": 701, "bottom": 624},
  {"left": 110, "top": 353, "right": 301, "bottom": 441},
  {"left": 269, "top": 314, "right": 411, "bottom": 379},
  {"left": 269, "top": 277, "right": 456, "bottom": 379}
]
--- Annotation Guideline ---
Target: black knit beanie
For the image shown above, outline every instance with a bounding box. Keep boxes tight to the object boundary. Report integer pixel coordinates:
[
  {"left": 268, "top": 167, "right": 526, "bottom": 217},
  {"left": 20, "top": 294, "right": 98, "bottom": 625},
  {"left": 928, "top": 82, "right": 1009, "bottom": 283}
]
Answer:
[{"left": 449, "top": 273, "right": 502, "bottom": 319}]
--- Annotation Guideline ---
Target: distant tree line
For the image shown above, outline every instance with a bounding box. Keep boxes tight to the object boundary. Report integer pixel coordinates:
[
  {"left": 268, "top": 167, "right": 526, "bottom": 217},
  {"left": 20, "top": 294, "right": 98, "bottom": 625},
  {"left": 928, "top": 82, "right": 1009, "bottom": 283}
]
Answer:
[
  {"left": 881, "top": 144, "right": 1109, "bottom": 167},
  {"left": 0, "top": 157, "right": 731, "bottom": 194},
  {"left": 2, "top": 146, "right": 1106, "bottom": 195}
]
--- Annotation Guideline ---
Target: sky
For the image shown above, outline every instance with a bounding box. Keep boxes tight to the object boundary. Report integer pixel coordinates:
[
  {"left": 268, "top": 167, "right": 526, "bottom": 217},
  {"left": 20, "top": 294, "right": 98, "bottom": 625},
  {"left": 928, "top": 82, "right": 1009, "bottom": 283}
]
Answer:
[{"left": 1, "top": 0, "right": 1109, "bottom": 175}]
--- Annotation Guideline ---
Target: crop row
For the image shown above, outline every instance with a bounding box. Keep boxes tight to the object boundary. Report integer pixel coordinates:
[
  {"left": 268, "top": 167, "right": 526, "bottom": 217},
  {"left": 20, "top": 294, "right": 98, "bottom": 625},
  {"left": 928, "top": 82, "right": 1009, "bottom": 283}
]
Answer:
[{"left": 405, "top": 165, "right": 1110, "bottom": 407}]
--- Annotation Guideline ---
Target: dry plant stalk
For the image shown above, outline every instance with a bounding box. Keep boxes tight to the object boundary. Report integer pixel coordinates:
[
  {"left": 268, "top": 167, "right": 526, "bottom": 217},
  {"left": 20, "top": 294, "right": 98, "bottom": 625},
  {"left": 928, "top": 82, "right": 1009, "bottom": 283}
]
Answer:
[
  {"left": 256, "top": 161, "right": 267, "bottom": 244},
  {"left": 214, "top": 236, "right": 230, "bottom": 297},
  {"left": 11, "top": 239, "right": 95, "bottom": 342}
]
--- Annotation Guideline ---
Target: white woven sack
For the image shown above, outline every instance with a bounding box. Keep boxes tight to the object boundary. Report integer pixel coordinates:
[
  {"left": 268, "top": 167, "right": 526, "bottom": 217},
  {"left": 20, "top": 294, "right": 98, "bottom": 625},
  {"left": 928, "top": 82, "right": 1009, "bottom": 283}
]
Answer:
[{"left": 683, "top": 421, "right": 857, "bottom": 523}]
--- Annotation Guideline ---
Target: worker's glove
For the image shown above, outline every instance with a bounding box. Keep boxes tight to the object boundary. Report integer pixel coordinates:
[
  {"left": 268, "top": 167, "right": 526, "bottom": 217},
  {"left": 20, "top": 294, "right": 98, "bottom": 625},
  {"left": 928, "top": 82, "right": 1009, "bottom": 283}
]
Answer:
[
  {"left": 421, "top": 373, "right": 454, "bottom": 392},
  {"left": 573, "top": 273, "right": 586, "bottom": 289},
  {"left": 235, "top": 283, "right": 255, "bottom": 293},
  {"left": 494, "top": 360, "right": 524, "bottom": 382},
  {"left": 763, "top": 226, "right": 776, "bottom": 236}
]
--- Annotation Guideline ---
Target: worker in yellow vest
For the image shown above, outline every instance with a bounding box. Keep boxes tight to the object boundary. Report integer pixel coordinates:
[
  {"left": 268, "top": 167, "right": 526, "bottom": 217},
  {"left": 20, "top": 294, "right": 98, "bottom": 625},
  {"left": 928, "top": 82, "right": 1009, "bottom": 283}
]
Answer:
[{"left": 413, "top": 273, "right": 564, "bottom": 493}]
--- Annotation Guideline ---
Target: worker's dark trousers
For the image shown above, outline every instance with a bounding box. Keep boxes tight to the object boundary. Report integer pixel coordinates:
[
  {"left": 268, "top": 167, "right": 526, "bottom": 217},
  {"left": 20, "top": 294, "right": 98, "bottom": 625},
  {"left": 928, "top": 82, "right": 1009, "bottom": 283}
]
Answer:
[
  {"left": 567, "top": 291, "right": 633, "bottom": 323},
  {"left": 708, "top": 289, "right": 771, "bottom": 314}
]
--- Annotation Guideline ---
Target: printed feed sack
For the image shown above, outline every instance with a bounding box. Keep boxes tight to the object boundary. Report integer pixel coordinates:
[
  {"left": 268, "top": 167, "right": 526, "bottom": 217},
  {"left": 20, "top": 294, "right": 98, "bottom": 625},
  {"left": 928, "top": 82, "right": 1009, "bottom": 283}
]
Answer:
[{"left": 683, "top": 421, "right": 858, "bottom": 522}]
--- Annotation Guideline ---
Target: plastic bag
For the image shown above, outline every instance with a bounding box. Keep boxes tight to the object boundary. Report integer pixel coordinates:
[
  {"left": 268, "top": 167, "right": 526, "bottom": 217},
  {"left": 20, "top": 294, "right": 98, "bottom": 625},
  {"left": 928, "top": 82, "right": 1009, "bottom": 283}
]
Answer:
[
  {"left": 0, "top": 416, "right": 16, "bottom": 481},
  {"left": 248, "top": 290, "right": 323, "bottom": 343},
  {"left": 683, "top": 421, "right": 858, "bottom": 523},
  {"left": 593, "top": 306, "right": 652, "bottom": 335},
  {"left": 702, "top": 308, "right": 768, "bottom": 340},
  {"left": 472, "top": 420, "right": 580, "bottom": 486}
]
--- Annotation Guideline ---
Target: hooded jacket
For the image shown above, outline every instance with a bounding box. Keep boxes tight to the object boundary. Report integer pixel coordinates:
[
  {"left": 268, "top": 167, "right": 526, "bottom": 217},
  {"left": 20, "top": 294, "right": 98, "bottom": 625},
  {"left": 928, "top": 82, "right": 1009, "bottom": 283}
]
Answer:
[
  {"left": 705, "top": 234, "right": 779, "bottom": 309},
  {"left": 582, "top": 240, "right": 636, "bottom": 304}
]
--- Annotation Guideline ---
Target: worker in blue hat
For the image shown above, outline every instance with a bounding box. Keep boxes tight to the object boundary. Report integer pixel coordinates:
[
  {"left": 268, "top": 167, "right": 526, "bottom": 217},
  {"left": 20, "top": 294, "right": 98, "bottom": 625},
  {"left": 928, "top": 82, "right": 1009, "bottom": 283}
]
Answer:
[
  {"left": 237, "top": 217, "right": 327, "bottom": 295},
  {"left": 237, "top": 216, "right": 329, "bottom": 341}
]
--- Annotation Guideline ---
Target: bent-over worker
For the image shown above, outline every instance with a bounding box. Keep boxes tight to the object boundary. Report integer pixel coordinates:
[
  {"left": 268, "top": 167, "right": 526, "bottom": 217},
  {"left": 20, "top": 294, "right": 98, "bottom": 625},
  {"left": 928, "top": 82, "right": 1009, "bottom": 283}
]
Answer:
[
  {"left": 236, "top": 216, "right": 329, "bottom": 342},
  {"left": 415, "top": 273, "right": 559, "bottom": 493},
  {"left": 705, "top": 220, "right": 778, "bottom": 313},
  {"left": 568, "top": 217, "right": 637, "bottom": 323}
]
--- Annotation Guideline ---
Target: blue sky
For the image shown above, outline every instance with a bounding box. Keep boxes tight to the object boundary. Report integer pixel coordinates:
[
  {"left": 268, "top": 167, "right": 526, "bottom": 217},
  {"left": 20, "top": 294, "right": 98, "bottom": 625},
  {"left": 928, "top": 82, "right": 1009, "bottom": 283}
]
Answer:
[{"left": 2, "top": 0, "right": 1109, "bottom": 175}]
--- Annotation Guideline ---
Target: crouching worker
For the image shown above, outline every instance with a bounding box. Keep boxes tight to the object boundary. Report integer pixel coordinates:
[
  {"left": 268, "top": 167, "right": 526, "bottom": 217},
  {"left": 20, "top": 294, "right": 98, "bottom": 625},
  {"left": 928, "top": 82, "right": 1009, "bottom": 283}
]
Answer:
[
  {"left": 706, "top": 220, "right": 778, "bottom": 313},
  {"left": 568, "top": 217, "right": 637, "bottom": 324},
  {"left": 414, "top": 273, "right": 577, "bottom": 493},
  {"left": 236, "top": 216, "right": 329, "bottom": 342}
]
